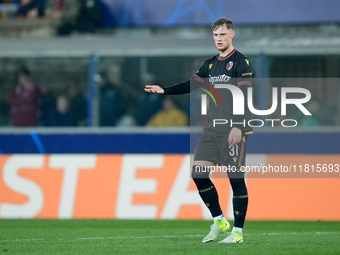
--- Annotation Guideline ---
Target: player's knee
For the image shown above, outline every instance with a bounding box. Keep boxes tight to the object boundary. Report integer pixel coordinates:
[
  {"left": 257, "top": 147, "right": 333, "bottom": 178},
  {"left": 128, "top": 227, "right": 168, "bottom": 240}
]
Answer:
[
  {"left": 191, "top": 165, "right": 210, "bottom": 180},
  {"left": 229, "top": 177, "right": 245, "bottom": 185},
  {"left": 192, "top": 165, "right": 211, "bottom": 188},
  {"left": 229, "top": 177, "right": 247, "bottom": 195},
  {"left": 227, "top": 168, "right": 245, "bottom": 179}
]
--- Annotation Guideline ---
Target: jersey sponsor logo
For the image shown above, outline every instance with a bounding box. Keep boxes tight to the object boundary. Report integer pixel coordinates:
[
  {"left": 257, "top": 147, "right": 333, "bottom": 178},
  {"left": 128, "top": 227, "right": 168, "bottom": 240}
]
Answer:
[
  {"left": 226, "top": 61, "right": 233, "bottom": 70},
  {"left": 233, "top": 157, "right": 238, "bottom": 163},
  {"left": 209, "top": 64, "right": 213, "bottom": 69},
  {"left": 242, "top": 72, "right": 253, "bottom": 76},
  {"left": 208, "top": 74, "right": 231, "bottom": 85},
  {"left": 245, "top": 59, "right": 249, "bottom": 65}
]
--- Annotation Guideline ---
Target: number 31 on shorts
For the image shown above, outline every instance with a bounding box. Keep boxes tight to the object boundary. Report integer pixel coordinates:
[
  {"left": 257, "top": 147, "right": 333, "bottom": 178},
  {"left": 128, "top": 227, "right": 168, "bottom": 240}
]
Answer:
[{"left": 229, "top": 144, "right": 239, "bottom": 157}]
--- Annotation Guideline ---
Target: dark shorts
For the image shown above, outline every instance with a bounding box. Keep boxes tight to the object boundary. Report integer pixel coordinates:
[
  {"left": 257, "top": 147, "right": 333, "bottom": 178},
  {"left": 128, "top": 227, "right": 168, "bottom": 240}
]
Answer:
[{"left": 193, "top": 130, "right": 248, "bottom": 168}]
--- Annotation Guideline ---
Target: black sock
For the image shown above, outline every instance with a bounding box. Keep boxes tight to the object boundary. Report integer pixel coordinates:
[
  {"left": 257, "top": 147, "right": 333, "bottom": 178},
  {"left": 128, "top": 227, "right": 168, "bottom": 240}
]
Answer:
[
  {"left": 229, "top": 177, "right": 248, "bottom": 228},
  {"left": 193, "top": 177, "right": 223, "bottom": 217}
]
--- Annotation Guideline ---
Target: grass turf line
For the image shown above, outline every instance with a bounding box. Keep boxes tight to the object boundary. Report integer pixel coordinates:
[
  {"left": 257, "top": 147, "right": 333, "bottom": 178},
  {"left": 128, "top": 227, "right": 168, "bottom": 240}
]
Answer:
[{"left": 0, "top": 220, "right": 339, "bottom": 255}]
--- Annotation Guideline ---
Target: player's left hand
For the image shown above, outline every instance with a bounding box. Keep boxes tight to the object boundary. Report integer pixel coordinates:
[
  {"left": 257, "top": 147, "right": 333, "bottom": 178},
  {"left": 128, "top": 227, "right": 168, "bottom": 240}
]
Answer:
[{"left": 228, "top": 127, "right": 242, "bottom": 147}]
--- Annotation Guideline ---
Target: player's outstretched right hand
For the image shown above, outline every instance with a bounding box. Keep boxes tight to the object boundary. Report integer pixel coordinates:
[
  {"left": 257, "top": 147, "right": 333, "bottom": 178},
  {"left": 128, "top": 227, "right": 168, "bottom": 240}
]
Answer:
[{"left": 144, "top": 85, "right": 164, "bottom": 94}]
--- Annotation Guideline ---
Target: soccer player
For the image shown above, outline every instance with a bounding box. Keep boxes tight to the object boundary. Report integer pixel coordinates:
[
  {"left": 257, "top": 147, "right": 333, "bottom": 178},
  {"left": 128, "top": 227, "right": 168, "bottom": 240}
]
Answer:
[{"left": 144, "top": 17, "right": 253, "bottom": 244}]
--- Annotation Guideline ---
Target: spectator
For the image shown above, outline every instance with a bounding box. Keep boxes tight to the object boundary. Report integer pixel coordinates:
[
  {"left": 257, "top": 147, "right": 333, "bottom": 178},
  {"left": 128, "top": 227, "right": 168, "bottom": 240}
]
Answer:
[
  {"left": 45, "top": 94, "right": 77, "bottom": 126},
  {"left": 146, "top": 97, "right": 188, "bottom": 127},
  {"left": 46, "top": 0, "right": 102, "bottom": 36},
  {"left": 116, "top": 106, "right": 137, "bottom": 127},
  {"left": 98, "top": 72, "right": 127, "bottom": 126},
  {"left": 134, "top": 74, "right": 163, "bottom": 126},
  {"left": 74, "top": 0, "right": 102, "bottom": 34},
  {"left": 45, "top": 0, "right": 78, "bottom": 35},
  {"left": 39, "top": 84, "right": 56, "bottom": 126},
  {"left": 9, "top": 66, "right": 41, "bottom": 127},
  {"left": 64, "top": 81, "right": 87, "bottom": 125},
  {"left": 16, "top": 0, "right": 44, "bottom": 19},
  {"left": 45, "top": 0, "right": 68, "bottom": 18}
]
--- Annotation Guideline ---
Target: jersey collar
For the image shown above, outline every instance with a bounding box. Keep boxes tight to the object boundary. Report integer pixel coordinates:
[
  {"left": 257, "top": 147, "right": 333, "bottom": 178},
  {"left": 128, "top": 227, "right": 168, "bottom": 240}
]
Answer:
[{"left": 218, "top": 49, "right": 236, "bottom": 60}]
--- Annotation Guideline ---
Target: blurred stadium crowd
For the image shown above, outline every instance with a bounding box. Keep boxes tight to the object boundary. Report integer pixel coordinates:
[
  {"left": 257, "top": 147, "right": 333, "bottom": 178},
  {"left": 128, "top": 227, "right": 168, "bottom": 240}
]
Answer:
[{"left": 0, "top": 0, "right": 339, "bottom": 128}]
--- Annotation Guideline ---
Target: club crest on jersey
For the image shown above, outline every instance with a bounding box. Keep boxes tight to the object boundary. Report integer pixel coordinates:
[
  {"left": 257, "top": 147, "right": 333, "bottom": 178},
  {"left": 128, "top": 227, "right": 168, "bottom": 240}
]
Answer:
[{"left": 226, "top": 61, "right": 233, "bottom": 70}]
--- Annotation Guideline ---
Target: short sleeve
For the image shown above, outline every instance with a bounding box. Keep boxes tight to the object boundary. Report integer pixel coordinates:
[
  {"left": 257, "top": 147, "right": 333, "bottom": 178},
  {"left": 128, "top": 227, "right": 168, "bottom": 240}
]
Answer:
[{"left": 236, "top": 58, "right": 253, "bottom": 87}]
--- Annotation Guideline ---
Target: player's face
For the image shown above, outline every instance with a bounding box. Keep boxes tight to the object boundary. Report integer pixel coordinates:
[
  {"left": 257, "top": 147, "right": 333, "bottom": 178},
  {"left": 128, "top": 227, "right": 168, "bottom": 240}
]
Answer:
[{"left": 213, "top": 25, "right": 235, "bottom": 53}]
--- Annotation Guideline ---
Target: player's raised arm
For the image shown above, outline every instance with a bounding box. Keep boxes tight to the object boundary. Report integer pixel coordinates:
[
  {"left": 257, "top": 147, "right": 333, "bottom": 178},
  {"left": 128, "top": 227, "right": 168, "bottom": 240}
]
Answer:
[
  {"left": 145, "top": 79, "right": 194, "bottom": 96},
  {"left": 144, "top": 85, "right": 164, "bottom": 94}
]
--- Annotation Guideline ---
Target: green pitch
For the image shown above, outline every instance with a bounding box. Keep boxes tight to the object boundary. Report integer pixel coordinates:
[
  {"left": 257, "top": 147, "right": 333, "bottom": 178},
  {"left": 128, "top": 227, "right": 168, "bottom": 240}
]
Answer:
[{"left": 0, "top": 220, "right": 339, "bottom": 255}]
